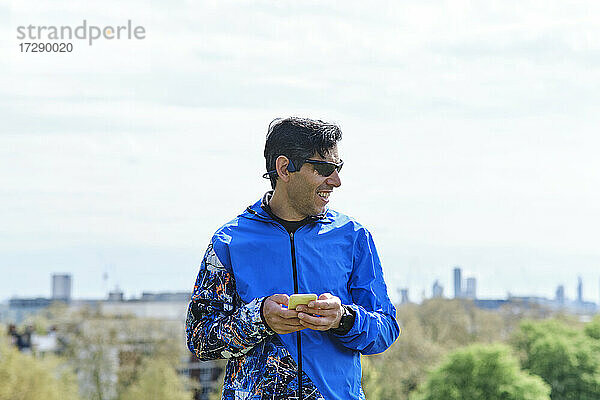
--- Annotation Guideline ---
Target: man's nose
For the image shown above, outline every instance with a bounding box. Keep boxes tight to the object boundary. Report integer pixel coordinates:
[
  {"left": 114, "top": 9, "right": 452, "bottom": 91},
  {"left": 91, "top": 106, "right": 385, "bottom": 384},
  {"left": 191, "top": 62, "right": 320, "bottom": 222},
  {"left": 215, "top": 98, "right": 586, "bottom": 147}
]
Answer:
[{"left": 326, "top": 170, "right": 342, "bottom": 187}]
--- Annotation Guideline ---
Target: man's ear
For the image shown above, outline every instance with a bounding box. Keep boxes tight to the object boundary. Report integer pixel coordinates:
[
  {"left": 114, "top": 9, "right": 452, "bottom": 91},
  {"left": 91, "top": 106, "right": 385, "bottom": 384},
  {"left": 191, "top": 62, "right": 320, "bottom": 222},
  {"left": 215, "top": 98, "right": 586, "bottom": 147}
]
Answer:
[{"left": 275, "top": 156, "right": 292, "bottom": 183}]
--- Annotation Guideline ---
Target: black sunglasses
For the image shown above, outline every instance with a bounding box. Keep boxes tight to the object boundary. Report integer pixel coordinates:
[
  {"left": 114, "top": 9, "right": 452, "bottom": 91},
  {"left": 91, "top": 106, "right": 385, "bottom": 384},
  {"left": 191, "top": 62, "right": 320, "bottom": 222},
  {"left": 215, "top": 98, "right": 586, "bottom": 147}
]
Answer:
[
  {"left": 262, "top": 158, "right": 344, "bottom": 179},
  {"left": 304, "top": 159, "right": 344, "bottom": 177}
]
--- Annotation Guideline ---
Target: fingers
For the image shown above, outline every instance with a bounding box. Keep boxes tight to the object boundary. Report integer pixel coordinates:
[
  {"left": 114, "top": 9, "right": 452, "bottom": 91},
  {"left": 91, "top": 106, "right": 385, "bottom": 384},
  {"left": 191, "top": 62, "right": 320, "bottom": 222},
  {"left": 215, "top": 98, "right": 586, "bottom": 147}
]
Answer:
[
  {"left": 264, "top": 293, "right": 342, "bottom": 333},
  {"left": 296, "top": 305, "right": 337, "bottom": 317},
  {"left": 263, "top": 294, "right": 306, "bottom": 334},
  {"left": 268, "top": 313, "right": 303, "bottom": 326},
  {"left": 301, "top": 293, "right": 341, "bottom": 312},
  {"left": 268, "top": 317, "right": 305, "bottom": 334},
  {"left": 319, "top": 293, "right": 333, "bottom": 300},
  {"left": 297, "top": 312, "right": 335, "bottom": 331},
  {"left": 295, "top": 293, "right": 343, "bottom": 331},
  {"left": 307, "top": 299, "right": 338, "bottom": 310},
  {"left": 279, "top": 309, "right": 301, "bottom": 319},
  {"left": 264, "top": 297, "right": 299, "bottom": 319},
  {"left": 269, "top": 294, "right": 290, "bottom": 307}
]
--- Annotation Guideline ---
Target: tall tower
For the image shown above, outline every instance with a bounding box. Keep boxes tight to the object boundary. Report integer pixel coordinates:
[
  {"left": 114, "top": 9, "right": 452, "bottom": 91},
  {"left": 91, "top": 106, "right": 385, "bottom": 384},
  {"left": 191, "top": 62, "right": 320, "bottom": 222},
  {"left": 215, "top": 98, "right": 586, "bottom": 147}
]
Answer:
[
  {"left": 52, "top": 274, "right": 72, "bottom": 303},
  {"left": 577, "top": 276, "right": 583, "bottom": 303},
  {"left": 555, "top": 285, "right": 565, "bottom": 304},
  {"left": 432, "top": 280, "right": 444, "bottom": 298},
  {"left": 465, "top": 277, "right": 477, "bottom": 299},
  {"left": 453, "top": 267, "right": 462, "bottom": 299},
  {"left": 399, "top": 288, "right": 410, "bottom": 304}
]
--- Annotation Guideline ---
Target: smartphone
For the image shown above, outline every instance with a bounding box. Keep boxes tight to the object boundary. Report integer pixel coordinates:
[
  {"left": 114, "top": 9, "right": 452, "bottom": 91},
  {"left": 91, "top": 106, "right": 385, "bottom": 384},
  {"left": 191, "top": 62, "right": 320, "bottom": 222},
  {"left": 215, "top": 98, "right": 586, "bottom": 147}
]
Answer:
[{"left": 287, "top": 293, "right": 317, "bottom": 310}]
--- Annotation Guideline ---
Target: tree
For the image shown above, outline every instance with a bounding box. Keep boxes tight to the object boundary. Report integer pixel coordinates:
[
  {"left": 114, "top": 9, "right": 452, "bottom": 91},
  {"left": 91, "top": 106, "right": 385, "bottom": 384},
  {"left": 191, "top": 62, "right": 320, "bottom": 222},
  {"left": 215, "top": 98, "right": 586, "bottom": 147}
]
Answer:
[
  {"left": 366, "top": 299, "right": 506, "bottom": 399},
  {"left": 512, "top": 320, "right": 600, "bottom": 400},
  {"left": 411, "top": 343, "right": 550, "bottom": 400},
  {"left": 361, "top": 355, "right": 383, "bottom": 400},
  {"left": 64, "top": 318, "right": 119, "bottom": 400},
  {"left": 57, "top": 310, "right": 188, "bottom": 400},
  {"left": 120, "top": 359, "right": 192, "bottom": 400},
  {"left": 584, "top": 315, "right": 600, "bottom": 341},
  {"left": 0, "top": 332, "right": 80, "bottom": 400},
  {"left": 208, "top": 364, "right": 226, "bottom": 400}
]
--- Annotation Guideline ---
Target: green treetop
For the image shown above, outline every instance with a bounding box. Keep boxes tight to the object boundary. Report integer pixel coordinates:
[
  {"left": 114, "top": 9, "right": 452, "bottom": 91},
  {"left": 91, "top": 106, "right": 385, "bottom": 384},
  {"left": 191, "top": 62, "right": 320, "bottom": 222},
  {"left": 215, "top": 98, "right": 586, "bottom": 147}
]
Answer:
[{"left": 411, "top": 343, "right": 550, "bottom": 400}]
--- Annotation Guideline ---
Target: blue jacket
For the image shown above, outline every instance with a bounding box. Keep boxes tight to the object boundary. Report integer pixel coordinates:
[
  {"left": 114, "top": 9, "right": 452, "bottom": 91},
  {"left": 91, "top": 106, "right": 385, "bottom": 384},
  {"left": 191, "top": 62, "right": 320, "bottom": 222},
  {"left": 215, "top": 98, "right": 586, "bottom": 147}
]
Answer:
[{"left": 186, "top": 195, "right": 399, "bottom": 400}]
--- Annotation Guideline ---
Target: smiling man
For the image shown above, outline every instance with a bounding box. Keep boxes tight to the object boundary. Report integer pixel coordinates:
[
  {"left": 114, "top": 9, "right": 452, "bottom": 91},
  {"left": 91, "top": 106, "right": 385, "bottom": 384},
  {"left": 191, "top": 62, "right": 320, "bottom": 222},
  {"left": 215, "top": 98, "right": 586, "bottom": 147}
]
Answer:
[{"left": 185, "top": 117, "right": 399, "bottom": 400}]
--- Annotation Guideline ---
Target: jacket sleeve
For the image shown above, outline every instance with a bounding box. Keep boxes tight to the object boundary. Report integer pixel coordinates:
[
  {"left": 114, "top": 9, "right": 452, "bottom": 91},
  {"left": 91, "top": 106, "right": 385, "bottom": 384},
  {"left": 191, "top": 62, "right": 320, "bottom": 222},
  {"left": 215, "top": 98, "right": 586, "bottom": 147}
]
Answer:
[
  {"left": 185, "top": 240, "right": 274, "bottom": 360},
  {"left": 331, "top": 228, "right": 400, "bottom": 355}
]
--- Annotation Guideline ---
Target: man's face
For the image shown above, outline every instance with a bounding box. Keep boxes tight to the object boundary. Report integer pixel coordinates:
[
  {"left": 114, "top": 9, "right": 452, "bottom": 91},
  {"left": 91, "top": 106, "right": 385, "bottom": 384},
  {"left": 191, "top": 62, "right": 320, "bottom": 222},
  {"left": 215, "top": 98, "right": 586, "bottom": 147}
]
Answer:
[{"left": 286, "top": 145, "right": 342, "bottom": 218}]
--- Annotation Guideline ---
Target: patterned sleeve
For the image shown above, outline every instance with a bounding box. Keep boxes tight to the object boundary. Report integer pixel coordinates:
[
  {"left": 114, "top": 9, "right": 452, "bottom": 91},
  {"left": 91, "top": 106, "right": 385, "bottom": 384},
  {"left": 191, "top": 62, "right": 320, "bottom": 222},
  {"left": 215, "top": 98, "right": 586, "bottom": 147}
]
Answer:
[{"left": 185, "top": 242, "right": 274, "bottom": 360}]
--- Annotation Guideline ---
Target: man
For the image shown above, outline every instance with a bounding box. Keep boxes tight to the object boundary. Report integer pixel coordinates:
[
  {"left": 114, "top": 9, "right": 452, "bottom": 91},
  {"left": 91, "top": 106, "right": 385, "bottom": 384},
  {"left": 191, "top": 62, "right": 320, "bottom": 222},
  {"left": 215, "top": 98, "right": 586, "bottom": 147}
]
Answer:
[{"left": 186, "top": 117, "right": 399, "bottom": 400}]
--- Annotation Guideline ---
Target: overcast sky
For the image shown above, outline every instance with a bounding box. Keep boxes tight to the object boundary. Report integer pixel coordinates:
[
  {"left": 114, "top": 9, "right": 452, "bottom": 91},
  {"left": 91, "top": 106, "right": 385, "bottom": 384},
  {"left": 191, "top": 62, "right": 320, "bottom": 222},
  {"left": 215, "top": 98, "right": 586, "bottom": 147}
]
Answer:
[{"left": 2, "top": 0, "right": 600, "bottom": 304}]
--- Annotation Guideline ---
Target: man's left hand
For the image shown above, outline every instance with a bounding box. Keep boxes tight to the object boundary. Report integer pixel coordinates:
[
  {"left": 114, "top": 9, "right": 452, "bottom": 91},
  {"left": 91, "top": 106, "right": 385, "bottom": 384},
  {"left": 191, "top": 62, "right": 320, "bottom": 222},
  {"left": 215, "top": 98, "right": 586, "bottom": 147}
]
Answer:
[{"left": 296, "top": 293, "right": 343, "bottom": 331}]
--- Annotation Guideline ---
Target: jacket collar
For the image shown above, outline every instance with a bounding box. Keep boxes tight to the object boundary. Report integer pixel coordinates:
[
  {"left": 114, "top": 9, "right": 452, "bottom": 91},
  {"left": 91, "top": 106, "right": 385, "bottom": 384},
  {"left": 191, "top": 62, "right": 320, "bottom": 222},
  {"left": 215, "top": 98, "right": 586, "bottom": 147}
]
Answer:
[{"left": 241, "top": 191, "right": 333, "bottom": 224}]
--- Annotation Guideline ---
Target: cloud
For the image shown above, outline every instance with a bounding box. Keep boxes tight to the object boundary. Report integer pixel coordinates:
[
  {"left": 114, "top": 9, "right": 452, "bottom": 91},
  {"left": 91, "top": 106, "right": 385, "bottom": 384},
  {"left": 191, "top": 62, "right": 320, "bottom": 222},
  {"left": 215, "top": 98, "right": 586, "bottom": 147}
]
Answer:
[{"left": 2, "top": 0, "right": 600, "bottom": 301}]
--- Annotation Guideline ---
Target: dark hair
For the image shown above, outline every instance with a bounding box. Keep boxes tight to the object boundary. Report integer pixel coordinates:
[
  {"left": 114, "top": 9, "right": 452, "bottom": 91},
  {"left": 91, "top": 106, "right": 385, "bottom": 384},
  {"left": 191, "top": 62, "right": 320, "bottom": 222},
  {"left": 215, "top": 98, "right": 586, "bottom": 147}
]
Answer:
[{"left": 264, "top": 117, "right": 342, "bottom": 189}]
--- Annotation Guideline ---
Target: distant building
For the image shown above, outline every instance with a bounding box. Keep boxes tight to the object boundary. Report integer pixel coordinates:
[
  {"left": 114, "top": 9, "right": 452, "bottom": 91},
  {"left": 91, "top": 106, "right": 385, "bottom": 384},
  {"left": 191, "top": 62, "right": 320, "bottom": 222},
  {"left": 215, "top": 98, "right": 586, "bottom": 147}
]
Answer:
[
  {"left": 555, "top": 285, "right": 565, "bottom": 304},
  {"left": 0, "top": 302, "right": 8, "bottom": 321},
  {"left": 453, "top": 267, "right": 462, "bottom": 299},
  {"left": 52, "top": 274, "right": 72, "bottom": 303},
  {"left": 107, "top": 289, "right": 125, "bottom": 302},
  {"left": 474, "top": 293, "right": 597, "bottom": 315},
  {"left": 399, "top": 288, "right": 410, "bottom": 304},
  {"left": 437, "top": 267, "right": 598, "bottom": 315},
  {"left": 183, "top": 356, "right": 223, "bottom": 400},
  {"left": 432, "top": 280, "right": 444, "bottom": 298},
  {"left": 140, "top": 292, "right": 190, "bottom": 302},
  {"left": 474, "top": 299, "right": 508, "bottom": 310},
  {"left": 1, "top": 271, "right": 194, "bottom": 324},
  {"left": 89, "top": 290, "right": 192, "bottom": 321},
  {"left": 7, "top": 298, "right": 52, "bottom": 324},
  {"left": 31, "top": 327, "right": 59, "bottom": 355},
  {"left": 465, "top": 277, "right": 477, "bottom": 299}
]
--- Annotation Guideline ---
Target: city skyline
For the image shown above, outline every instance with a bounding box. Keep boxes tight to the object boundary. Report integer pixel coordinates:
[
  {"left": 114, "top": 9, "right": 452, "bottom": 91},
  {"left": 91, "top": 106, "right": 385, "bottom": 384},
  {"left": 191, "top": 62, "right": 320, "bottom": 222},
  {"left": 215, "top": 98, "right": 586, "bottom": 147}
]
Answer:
[{"left": 5, "top": 268, "right": 600, "bottom": 307}]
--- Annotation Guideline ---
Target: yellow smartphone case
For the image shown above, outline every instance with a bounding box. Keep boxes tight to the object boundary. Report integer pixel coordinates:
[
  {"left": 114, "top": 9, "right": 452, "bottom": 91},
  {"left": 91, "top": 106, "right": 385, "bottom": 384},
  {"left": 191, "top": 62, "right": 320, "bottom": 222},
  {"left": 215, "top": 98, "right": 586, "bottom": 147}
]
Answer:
[{"left": 288, "top": 294, "right": 317, "bottom": 310}]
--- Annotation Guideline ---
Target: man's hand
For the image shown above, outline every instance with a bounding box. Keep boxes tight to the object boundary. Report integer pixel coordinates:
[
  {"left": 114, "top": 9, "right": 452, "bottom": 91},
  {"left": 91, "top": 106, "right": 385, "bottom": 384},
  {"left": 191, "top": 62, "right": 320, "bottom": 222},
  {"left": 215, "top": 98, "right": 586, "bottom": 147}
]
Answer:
[
  {"left": 296, "top": 293, "right": 343, "bottom": 331},
  {"left": 262, "top": 294, "right": 306, "bottom": 334}
]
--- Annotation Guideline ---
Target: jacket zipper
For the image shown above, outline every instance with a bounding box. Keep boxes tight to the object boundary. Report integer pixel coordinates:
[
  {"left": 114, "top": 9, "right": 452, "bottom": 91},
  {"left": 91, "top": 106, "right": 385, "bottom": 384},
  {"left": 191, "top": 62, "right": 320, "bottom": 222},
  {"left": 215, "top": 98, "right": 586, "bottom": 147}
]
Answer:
[{"left": 289, "top": 231, "right": 303, "bottom": 400}]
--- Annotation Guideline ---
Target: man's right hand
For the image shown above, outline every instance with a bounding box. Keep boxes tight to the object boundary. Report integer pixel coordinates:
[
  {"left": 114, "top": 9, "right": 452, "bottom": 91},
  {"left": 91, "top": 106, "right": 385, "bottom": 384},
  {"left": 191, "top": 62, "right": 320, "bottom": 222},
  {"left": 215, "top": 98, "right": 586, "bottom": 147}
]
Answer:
[{"left": 262, "top": 294, "right": 305, "bottom": 334}]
